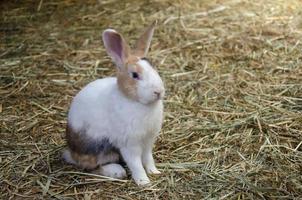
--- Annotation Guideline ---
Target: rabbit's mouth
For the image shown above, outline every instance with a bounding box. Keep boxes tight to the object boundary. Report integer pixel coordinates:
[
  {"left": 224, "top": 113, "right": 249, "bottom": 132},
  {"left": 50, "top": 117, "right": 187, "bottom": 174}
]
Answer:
[{"left": 139, "top": 95, "right": 163, "bottom": 105}]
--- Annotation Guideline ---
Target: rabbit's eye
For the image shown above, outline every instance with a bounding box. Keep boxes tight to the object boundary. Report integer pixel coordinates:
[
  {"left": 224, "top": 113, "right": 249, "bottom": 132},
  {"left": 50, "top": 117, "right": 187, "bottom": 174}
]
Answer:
[{"left": 131, "top": 72, "right": 139, "bottom": 80}]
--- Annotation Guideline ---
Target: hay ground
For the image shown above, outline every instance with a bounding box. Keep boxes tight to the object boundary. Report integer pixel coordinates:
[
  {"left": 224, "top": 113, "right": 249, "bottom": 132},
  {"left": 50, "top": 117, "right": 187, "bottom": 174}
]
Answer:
[{"left": 1, "top": 0, "right": 302, "bottom": 199}]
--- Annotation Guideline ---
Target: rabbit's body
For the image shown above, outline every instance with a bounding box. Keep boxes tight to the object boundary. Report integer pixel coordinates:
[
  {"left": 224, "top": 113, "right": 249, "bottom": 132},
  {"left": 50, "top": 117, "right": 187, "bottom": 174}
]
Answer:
[
  {"left": 63, "top": 21, "right": 165, "bottom": 185},
  {"left": 68, "top": 77, "right": 163, "bottom": 152}
]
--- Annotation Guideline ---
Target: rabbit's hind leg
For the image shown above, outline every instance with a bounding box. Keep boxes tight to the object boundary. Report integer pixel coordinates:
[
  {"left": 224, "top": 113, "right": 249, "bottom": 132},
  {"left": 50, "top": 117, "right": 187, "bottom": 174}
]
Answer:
[
  {"left": 94, "top": 150, "right": 126, "bottom": 179},
  {"left": 63, "top": 149, "right": 98, "bottom": 170},
  {"left": 95, "top": 163, "right": 126, "bottom": 179},
  {"left": 97, "top": 150, "right": 120, "bottom": 165}
]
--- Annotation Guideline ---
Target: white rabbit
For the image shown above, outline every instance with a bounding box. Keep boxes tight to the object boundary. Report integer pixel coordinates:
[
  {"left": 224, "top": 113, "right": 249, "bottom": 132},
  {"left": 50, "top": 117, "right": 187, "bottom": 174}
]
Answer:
[{"left": 62, "top": 21, "right": 165, "bottom": 186}]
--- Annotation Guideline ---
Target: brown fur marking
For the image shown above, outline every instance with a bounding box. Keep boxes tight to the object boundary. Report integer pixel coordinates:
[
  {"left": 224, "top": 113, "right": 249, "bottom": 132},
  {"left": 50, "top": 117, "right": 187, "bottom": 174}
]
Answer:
[
  {"left": 117, "top": 55, "right": 144, "bottom": 101},
  {"left": 66, "top": 124, "right": 119, "bottom": 170},
  {"left": 66, "top": 125, "right": 98, "bottom": 169},
  {"left": 70, "top": 151, "right": 98, "bottom": 170}
]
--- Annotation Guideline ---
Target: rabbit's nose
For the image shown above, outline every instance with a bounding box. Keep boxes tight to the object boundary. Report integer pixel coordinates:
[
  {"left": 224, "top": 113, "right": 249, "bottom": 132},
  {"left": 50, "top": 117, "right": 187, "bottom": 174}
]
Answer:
[
  {"left": 154, "top": 91, "right": 161, "bottom": 98},
  {"left": 153, "top": 86, "right": 165, "bottom": 99},
  {"left": 154, "top": 89, "right": 164, "bottom": 99}
]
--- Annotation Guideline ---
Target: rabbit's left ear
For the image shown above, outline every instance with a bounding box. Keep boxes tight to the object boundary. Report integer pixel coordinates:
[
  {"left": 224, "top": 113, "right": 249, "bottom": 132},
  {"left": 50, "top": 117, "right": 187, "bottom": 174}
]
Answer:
[
  {"left": 102, "top": 29, "right": 130, "bottom": 69},
  {"left": 133, "top": 20, "right": 157, "bottom": 58}
]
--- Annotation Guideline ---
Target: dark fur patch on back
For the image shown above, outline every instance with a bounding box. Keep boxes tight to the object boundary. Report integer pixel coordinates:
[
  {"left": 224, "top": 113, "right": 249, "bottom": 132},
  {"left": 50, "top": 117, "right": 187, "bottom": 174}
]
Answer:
[{"left": 66, "top": 124, "right": 117, "bottom": 155}]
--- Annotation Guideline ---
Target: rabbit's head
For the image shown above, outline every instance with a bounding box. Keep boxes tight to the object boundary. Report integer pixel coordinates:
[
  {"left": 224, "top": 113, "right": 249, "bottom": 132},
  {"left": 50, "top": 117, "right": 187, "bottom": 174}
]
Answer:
[{"left": 102, "top": 21, "right": 164, "bottom": 105}]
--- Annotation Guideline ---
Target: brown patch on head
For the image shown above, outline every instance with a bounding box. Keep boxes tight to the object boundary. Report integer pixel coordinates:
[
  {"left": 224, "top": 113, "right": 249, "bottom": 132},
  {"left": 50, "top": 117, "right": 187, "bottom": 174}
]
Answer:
[
  {"left": 117, "top": 55, "right": 143, "bottom": 101},
  {"left": 126, "top": 54, "right": 140, "bottom": 64}
]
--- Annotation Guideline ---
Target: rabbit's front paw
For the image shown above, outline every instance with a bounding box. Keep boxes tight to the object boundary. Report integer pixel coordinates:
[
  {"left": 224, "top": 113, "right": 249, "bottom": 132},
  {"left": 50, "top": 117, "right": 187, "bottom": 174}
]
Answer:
[
  {"left": 146, "top": 167, "right": 161, "bottom": 175},
  {"left": 144, "top": 161, "right": 161, "bottom": 174}
]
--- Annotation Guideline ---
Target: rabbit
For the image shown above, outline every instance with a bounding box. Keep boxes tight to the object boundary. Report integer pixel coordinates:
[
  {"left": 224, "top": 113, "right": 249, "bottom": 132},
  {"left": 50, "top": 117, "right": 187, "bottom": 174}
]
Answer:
[{"left": 62, "top": 20, "right": 165, "bottom": 186}]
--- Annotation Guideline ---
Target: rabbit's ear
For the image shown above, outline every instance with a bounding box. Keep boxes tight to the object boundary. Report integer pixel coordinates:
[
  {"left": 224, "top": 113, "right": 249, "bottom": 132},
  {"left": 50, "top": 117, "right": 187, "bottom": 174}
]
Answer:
[
  {"left": 133, "top": 20, "right": 157, "bottom": 58},
  {"left": 102, "top": 29, "right": 130, "bottom": 69}
]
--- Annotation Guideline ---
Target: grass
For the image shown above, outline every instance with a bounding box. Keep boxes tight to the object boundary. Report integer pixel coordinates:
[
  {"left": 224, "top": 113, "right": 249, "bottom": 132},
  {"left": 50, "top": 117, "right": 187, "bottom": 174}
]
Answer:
[{"left": 1, "top": 0, "right": 302, "bottom": 199}]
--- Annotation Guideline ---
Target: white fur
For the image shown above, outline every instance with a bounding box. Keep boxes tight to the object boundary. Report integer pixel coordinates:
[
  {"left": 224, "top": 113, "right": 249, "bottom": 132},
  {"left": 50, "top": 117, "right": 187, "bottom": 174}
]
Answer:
[
  {"left": 137, "top": 59, "right": 165, "bottom": 104},
  {"left": 62, "top": 149, "right": 76, "bottom": 165},
  {"left": 99, "top": 163, "right": 127, "bottom": 179},
  {"left": 68, "top": 71, "right": 163, "bottom": 185}
]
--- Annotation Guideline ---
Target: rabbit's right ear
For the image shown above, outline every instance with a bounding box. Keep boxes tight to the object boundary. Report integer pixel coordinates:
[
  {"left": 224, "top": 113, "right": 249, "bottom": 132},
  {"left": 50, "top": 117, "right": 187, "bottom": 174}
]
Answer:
[
  {"left": 133, "top": 20, "right": 157, "bottom": 58},
  {"left": 102, "top": 29, "right": 130, "bottom": 69}
]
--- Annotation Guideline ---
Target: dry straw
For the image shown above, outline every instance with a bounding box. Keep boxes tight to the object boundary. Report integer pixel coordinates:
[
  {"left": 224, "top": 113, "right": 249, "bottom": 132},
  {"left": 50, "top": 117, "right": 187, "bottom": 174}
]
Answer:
[{"left": 1, "top": 0, "right": 302, "bottom": 199}]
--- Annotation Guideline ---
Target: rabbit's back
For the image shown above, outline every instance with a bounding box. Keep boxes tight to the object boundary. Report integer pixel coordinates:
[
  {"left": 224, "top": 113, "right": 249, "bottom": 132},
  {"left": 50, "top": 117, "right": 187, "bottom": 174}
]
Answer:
[{"left": 67, "top": 77, "right": 117, "bottom": 132}]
